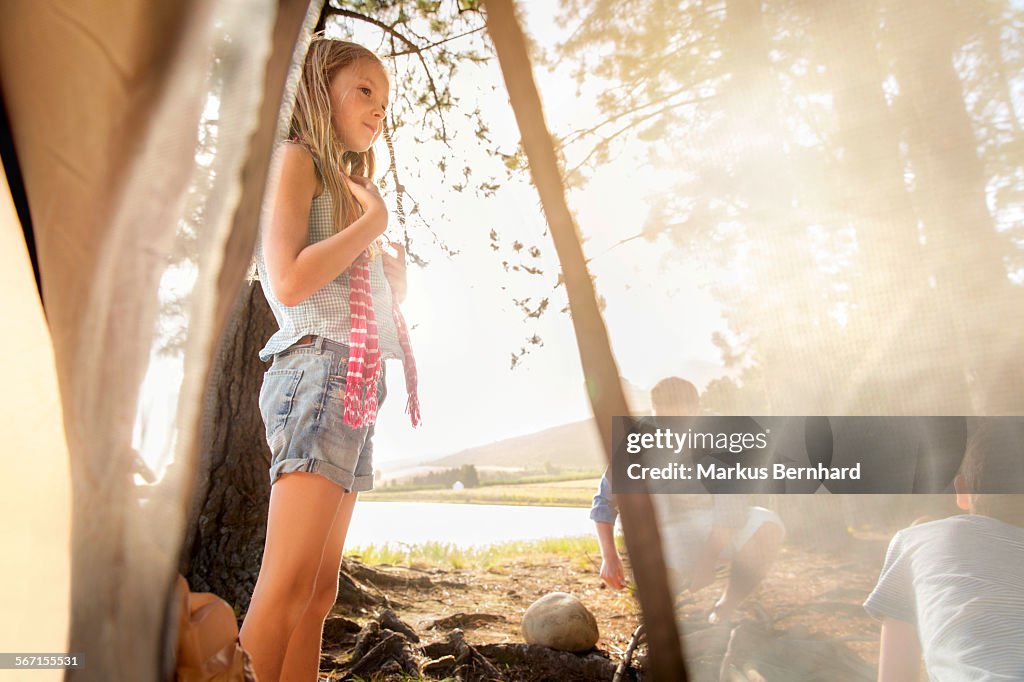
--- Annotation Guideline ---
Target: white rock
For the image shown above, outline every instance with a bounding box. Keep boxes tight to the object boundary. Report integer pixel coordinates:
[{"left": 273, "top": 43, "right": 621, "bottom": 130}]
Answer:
[{"left": 521, "top": 592, "right": 599, "bottom": 653}]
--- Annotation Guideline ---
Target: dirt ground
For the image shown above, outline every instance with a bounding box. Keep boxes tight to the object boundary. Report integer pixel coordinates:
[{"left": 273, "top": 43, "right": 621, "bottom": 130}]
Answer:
[{"left": 318, "top": 527, "right": 894, "bottom": 681}]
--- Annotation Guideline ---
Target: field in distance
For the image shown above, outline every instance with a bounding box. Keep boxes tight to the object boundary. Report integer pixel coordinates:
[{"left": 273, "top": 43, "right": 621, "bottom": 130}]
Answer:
[{"left": 362, "top": 475, "right": 602, "bottom": 507}]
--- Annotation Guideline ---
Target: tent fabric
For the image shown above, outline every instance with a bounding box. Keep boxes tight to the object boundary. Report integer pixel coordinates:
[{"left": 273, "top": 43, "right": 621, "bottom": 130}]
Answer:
[
  {"left": 0, "top": 162, "right": 71, "bottom": 682},
  {"left": 0, "top": 0, "right": 318, "bottom": 678}
]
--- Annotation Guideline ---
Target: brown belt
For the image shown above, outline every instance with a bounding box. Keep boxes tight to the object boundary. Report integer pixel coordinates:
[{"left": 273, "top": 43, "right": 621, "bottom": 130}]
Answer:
[{"left": 296, "top": 334, "right": 317, "bottom": 345}]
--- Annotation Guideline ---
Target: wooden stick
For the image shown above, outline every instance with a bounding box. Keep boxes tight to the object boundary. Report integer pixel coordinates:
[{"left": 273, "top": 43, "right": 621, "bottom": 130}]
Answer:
[
  {"left": 482, "top": 2, "right": 688, "bottom": 680},
  {"left": 614, "top": 623, "right": 646, "bottom": 682}
]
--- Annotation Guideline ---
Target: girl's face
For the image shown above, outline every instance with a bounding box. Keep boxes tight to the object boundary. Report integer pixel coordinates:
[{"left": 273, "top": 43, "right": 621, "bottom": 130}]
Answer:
[{"left": 329, "top": 59, "right": 389, "bottom": 153}]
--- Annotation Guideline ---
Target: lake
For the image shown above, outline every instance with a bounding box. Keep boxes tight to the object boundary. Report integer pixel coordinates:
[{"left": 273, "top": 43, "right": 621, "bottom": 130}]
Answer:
[{"left": 347, "top": 501, "right": 596, "bottom": 549}]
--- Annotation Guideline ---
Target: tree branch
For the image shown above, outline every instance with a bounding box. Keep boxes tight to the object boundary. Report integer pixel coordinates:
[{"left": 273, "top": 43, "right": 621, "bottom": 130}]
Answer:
[
  {"left": 329, "top": 7, "right": 419, "bottom": 51},
  {"left": 387, "top": 26, "right": 487, "bottom": 57},
  {"left": 560, "top": 88, "right": 718, "bottom": 148},
  {"left": 566, "top": 93, "right": 717, "bottom": 177}
]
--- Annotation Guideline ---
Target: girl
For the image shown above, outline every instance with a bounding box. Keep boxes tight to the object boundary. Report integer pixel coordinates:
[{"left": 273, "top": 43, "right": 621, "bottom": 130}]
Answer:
[{"left": 240, "top": 38, "right": 420, "bottom": 682}]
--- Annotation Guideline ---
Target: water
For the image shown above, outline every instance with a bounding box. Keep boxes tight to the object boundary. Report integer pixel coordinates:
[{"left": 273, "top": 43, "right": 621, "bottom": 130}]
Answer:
[{"left": 346, "top": 501, "right": 595, "bottom": 549}]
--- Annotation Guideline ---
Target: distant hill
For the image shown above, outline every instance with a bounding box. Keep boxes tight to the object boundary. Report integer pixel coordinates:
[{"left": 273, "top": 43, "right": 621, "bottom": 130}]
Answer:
[
  {"left": 389, "top": 362, "right": 730, "bottom": 478},
  {"left": 421, "top": 419, "right": 606, "bottom": 472}
]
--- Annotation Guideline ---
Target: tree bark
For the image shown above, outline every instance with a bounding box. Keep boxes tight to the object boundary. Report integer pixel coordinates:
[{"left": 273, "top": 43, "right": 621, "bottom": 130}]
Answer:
[
  {"left": 183, "top": 284, "right": 278, "bottom": 611},
  {"left": 806, "top": 1, "right": 972, "bottom": 415},
  {"left": 883, "top": 0, "right": 1024, "bottom": 414},
  {"left": 720, "top": 0, "right": 824, "bottom": 414}
]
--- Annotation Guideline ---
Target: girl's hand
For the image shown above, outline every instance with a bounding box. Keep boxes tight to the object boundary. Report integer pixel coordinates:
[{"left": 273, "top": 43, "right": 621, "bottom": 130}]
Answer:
[
  {"left": 382, "top": 241, "right": 408, "bottom": 304},
  {"left": 345, "top": 175, "right": 388, "bottom": 233}
]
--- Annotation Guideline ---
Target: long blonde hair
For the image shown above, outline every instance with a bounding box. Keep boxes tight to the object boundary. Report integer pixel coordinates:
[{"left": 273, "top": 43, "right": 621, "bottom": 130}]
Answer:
[{"left": 291, "top": 38, "right": 385, "bottom": 232}]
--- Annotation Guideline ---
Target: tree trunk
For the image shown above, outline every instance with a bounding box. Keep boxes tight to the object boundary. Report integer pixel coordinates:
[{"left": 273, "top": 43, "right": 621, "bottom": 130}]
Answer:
[
  {"left": 883, "top": 0, "right": 1024, "bottom": 414},
  {"left": 483, "top": 2, "right": 687, "bottom": 680},
  {"left": 720, "top": 0, "right": 827, "bottom": 414},
  {"left": 183, "top": 283, "right": 279, "bottom": 611},
  {"left": 806, "top": 1, "right": 972, "bottom": 415}
]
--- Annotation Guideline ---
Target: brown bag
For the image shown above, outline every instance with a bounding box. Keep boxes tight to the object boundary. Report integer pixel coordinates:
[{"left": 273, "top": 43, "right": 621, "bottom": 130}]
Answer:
[{"left": 174, "top": 574, "right": 258, "bottom": 682}]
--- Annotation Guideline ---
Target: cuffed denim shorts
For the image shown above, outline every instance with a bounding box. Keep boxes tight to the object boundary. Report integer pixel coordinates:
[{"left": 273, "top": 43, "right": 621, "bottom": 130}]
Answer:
[{"left": 258, "top": 335, "right": 386, "bottom": 492}]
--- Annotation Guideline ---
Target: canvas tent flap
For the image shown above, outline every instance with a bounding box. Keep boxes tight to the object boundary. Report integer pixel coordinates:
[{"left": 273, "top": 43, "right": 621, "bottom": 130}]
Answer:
[
  {"left": 0, "top": 161, "right": 70, "bottom": 682},
  {"left": 0, "top": 0, "right": 317, "bottom": 678}
]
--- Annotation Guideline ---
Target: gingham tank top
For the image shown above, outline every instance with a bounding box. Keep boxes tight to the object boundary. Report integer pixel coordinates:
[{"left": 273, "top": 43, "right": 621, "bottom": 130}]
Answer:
[{"left": 256, "top": 186, "right": 404, "bottom": 363}]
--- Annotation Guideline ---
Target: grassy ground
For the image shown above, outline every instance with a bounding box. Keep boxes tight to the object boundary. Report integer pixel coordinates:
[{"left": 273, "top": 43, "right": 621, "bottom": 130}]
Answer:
[
  {"left": 329, "top": 484, "right": 932, "bottom": 679},
  {"left": 324, "top": 527, "right": 888, "bottom": 681}
]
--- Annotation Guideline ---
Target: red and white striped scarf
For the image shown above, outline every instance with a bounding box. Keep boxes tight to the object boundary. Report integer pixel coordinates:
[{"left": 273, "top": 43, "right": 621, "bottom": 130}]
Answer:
[{"left": 343, "top": 252, "right": 421, "bottom": 429}]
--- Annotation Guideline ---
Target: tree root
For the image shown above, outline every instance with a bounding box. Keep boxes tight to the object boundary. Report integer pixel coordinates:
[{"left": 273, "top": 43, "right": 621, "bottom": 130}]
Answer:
[
  {"left": 331, "top": 602, "right": 873, "bottom": 681},
  {"left": 343, "top": 557, "right": 464, "bottom": 590},
  {"left": 322, "top": 615, "right": 361, "bottom": 648},
  {"left": 428, "top": 613, "right": 506, "bottom": 630},
  {"left": 474, "top": 642, "right": 620, "bottom": 681},
  {"left": 341, "top": 612, "right": 619, "bottom": 682},
  {"left": 342, "top": 615, "right": 422, "bottom": 681},
  {"left": 336, "top": 566, "right": 392, "bottom": 615},
  {"left": 344, "top": 631, "right": 419, "bottom": 680}
]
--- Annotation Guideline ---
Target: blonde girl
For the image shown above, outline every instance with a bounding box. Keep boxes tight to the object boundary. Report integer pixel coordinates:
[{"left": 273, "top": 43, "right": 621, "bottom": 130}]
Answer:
[{"left": 240, "top": 38, "right": 420, "bottom": 682}]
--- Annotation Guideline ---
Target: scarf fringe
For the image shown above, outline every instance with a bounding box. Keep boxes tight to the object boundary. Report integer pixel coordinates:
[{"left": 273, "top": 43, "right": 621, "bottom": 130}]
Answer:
[{"left": 343, "top": 390, "right": 365, "bottom": 429}]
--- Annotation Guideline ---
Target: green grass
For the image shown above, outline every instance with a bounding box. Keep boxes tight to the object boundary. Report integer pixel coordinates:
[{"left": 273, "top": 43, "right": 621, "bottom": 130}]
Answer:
[
  {"left": 346, "top": 535, "right": 604, "bottom": 572},
  {"left": 477, "top": 470, "right": 602, "bottom": 486}
]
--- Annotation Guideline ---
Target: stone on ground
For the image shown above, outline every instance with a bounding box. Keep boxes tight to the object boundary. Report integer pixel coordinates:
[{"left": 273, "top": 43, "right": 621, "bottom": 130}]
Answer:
[{"left": 521, "top": 592, "right": 599, "bottom": 653}]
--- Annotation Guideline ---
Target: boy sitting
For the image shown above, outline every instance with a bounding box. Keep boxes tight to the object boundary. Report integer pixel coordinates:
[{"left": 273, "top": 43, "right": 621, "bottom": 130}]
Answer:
[{"left": 591, "top": 377, "right": 785, "bottom": 625}]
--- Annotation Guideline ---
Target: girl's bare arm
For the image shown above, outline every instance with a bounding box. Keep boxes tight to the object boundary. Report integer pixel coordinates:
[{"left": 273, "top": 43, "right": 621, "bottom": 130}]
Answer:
[{"left": 262, "top": 144, "right": 388, "bottom": 307}]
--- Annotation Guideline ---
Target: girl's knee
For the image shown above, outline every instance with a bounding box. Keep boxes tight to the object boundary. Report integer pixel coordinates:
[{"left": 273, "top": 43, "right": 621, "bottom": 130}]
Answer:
[
  {"left": 254, "top": 563, "right": 320, "bottom": 612},
  {"left": 307, "top": 583, "right": 339, "bottom": 620}
]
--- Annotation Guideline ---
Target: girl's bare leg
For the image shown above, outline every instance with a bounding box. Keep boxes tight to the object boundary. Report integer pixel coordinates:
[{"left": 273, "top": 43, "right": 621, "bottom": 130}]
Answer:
[
  {"left": 239, "top": 473, "right": 345, "bottom": 682},
  {"left": 279, "top": 491, "right": 359, "bottom": 682}
]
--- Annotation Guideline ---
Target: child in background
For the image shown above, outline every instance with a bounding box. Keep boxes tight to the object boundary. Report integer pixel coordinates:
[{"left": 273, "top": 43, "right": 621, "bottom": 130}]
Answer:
[
  {"left": 590, "top": 377, "right": 785, "bottom": 625},
  {"left": 865, "top": 421, "right": 1024, "bottom": 681}
]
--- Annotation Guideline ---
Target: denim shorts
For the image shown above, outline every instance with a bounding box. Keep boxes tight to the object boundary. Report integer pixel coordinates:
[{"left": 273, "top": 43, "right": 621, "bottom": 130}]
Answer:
[{"left": 258, "top": 336, "right": 386, "bottom": 492}]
